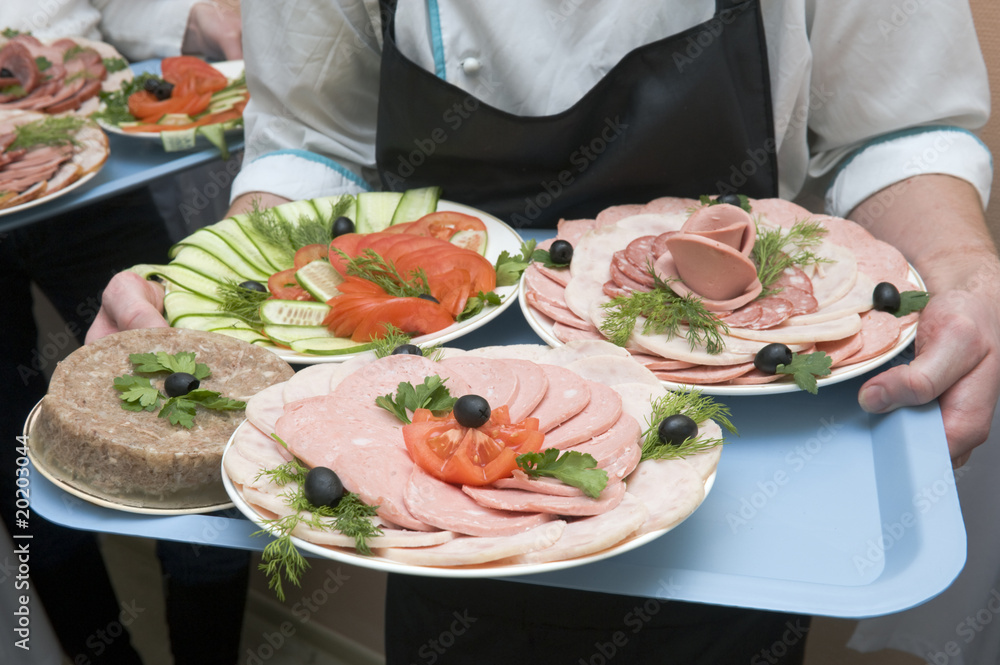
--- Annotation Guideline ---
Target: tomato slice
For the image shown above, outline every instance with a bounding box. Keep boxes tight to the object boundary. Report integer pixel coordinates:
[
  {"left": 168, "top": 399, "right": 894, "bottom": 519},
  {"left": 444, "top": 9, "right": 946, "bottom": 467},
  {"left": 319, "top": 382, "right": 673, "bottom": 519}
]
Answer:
[
  {"left": 267, "top": 268, "right": 312, "bottom": 301},
  {"left": 350, "top": 297, "right": 454, "bottom": 341},
  {"left": 160, "top": 56, "right": 229, "bottom": 94},
  {"left": 407, "top": 212, "right": 486, "bottom": 241},
  {"left": 426, "top": 267, "right": 473, "bottom": 317},
  {"left": 294, "top": 243, "right": 329, "bottom": 269},
  {"left": 403, "top": 406, "right": 544, "bottom": 486}
]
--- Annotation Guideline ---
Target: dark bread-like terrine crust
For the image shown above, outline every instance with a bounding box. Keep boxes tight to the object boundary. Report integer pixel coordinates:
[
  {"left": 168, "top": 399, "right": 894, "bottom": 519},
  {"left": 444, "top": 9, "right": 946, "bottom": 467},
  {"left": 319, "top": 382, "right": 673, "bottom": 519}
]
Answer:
[{"left": 32, "top": 328, "right": 295, "bottom": 509}]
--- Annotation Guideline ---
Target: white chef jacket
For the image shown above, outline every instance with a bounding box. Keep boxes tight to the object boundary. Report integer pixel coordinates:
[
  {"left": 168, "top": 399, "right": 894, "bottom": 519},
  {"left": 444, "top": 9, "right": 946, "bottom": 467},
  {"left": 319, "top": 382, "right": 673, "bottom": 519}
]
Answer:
[
  {"left": 0, "top": 0, "right": 202, "bottom": 61},
  {"left": 232, "top": 0, "right": 991, "bottom": 219}
]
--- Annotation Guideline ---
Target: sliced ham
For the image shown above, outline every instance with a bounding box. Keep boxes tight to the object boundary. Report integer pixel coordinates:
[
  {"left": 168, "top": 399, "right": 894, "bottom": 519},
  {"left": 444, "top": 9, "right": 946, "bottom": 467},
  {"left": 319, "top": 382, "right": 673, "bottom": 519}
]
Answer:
[
  {"left": 627, "top": 458, "right": 706, "bottom": 535},
  {"left": 244, "top": 383, "right": 287, "bottom": 435},
  {"left": 462, "top": 478, "right": 626, "bottom": 516},
  {"left": 374, "top": 520, "right": 566, "bottom": 566}
]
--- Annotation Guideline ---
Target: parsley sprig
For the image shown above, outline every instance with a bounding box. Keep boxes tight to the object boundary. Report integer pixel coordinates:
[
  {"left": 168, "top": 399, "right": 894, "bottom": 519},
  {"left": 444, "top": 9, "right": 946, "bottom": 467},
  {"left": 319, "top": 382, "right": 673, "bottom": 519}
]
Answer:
[
  {"left": 493, "top": 239, "right": 567, "bottom": 287},
  {"left": 516, "top": 449, "right": 608, "bottom": 498},
  {"left": 775, "top": 351, "right": 832, "bottom": 395},
  {"left": 113, "top": 352, "right": 245, "bottom": 428},
  {"left": 640, "top": 390, "right": 736, "bottom": 462},
  {"left": 253, "top": 455, "right": 381, "bottom": 601},
  {"left": 894, "top": 291, "right": 930, "bottom": 317},
  {"left": 376, "top": 376, "right": 457, "bottom": 424}
]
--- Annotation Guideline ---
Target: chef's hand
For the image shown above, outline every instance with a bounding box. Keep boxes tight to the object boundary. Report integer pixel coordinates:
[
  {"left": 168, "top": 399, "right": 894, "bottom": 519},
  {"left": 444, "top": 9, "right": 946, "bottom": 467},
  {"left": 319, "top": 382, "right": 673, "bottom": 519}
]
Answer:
[
  {"left": 183, "top": 0, "right": 243, "bottom": 62},
  {"left": 85, "top": 271, "right": 169, "bottom": 344},
  {"left": 851, "top": 175, "right": 1000, "bottom": 467}
]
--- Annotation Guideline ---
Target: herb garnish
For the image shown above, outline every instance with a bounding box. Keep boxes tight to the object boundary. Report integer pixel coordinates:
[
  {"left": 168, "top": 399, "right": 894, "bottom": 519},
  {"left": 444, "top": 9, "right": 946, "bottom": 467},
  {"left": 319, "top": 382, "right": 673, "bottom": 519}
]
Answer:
[
  {"left": 640, "top": 389, "right": 736, "bottom": 462},
  {"left": 599, "top": 274, "right": 729, "bottom": 353},
  {"left": 113, "top": 352, "right": 245, "bottom": 428},
  {"left": 458, "top": 290, "right": 503, "bottom": 321},
  {"left": 92, "top": 72, "right": 161, "bottom": 125},
  {"left": 241, "top": 196, "right": 354, "bottom": 269},
  {"left": 752, "top": 219, "right": 830, "bottom": 293},
  {"left": 699, "top": 193, "right": 752, "bottom": 213},
  {"left": 493, "top": 239, "right": 564, "bottom": 287},
  {"left": 516, "top": 449, "right": 608, "bottom": 498},
  {"left": 253, "top": 455, "right": 381, "bottom": 601},
  {"left": 775, "top": 351, "right": 832, "bottom": 395},
  {"left": 376, "top": 376, "right": 457, "bottom": 424},
  {"left": 103, "top": 57, "right": 128, "bottom": 73},
  {"left": 35, "top": 56, "right": 51, "bottom": 72},
  {"left": 894, "top": 291, "right": 930, "bottom": 317},
  {"left": 8, "top": 116, "right": 85, "bottom": 151},
  {"left": 337, "top": 248, "right": 431, "bottom": 298},
  {"left": 216, "top": 279, "right": 268, "bottom": 328}
]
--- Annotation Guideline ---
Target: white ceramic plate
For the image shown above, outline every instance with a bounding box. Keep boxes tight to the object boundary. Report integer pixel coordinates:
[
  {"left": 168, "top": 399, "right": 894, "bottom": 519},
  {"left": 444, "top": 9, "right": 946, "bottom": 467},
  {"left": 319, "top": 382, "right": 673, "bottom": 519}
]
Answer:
[
  {"left": 0, "top": 168, "right": 99, "bottom": 218},
  {"left": 268, "top": 201, "right": 524, "bottom": 364},
  {"left": 95, "top": 60, "right": 245, "bottom": 142},
  {"left": 221, "top": 421, "right": 714, "bottom": 578},
  {"left": 520, "top": 268, "right": 923, "bottom": 397},
  {"left": 24, "top": 403, "right": 233, "bottom": 515}
]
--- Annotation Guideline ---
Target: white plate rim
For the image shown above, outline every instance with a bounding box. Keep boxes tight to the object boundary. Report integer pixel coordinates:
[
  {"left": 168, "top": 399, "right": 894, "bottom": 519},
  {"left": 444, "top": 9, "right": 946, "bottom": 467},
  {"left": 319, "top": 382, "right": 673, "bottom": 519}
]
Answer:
[
  {"left": 519, "top": 265, "right": 923, "bottom": 396},
  {"left": 269, "top": 200, "right": 524, "bottom": 364},
  {"left": 0, "top": 167, "right": 100, "bottom": 218},
  {"left": 24, "top": 402, "right": 233, "bottom": 515},
  {"left": 95, "top": 60, "right": 245, "bottom": 140},
  {"left": 221, "top": 420, "right": 714, "bottom": 578}
]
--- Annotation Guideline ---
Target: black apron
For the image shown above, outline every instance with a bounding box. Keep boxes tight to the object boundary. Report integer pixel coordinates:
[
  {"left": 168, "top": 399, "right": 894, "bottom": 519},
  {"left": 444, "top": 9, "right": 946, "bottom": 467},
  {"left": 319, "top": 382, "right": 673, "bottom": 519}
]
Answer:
[{"left": 376, "top": 0, "right": 778, "bottom": 228}]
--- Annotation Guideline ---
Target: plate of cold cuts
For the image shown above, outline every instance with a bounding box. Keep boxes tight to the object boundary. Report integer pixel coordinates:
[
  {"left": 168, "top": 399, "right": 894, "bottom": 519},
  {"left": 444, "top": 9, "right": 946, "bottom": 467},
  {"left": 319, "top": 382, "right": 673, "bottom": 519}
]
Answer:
[
  {"left": 221, "top": 342, "right": 722, "bottom": 577},
  {"left": 519, "top": 196, "right": 923, "bottom": 396},
  {"left": 0, "top": 109, "right": 108, "bottom": 215}
]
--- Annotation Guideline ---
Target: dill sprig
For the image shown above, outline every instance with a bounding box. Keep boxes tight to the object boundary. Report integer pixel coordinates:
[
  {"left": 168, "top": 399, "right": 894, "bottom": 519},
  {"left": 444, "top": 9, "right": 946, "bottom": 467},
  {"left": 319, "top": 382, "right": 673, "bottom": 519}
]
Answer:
[
  {"left": 288, "top": 196, "right": 353, "bottom": 249},
  {"left": 640, "top": 389, "right": 737, "bottom": 462},
  {"left": 215, "top": 279, "right": 268, "bottom": 328},
  {"left": 9, "top": 116, "right": 85, "bottom": 151},
  {"left": 253, "top": 457, "right": 382, "bottom": 601},
  {"left": 92, "top": 72, "right": 160, "bottom": 125},
  {"left": 338, "top": 248, "right": 431, "bottom": 298},
  {"left": 752, "top": 218, "right": 830, "bottom": 292},
  {"left": 599, "top": 274, "right": 729, "bottom": 354},
  {"left": 241, "top": 196, "right": 354, "bottom": 268},
  {"left": 370, "top": 324, "right": 445, "bottom": 359}
]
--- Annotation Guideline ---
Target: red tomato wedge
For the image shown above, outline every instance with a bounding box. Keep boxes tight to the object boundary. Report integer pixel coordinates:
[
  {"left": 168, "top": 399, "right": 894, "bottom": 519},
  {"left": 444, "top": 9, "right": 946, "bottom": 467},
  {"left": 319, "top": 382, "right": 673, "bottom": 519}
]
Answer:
[
  {"left": 350, "top": 297, "right": 454, "bottom": 341},
  {"left": 126, "top": 89, "right": 213, "bottom": 123},
  {"left": 426, "top": 267, "right": 474, "bottom": 317},
  {"left": 161, "top": 56, "right": 229, "bottom": 94},
  {"left": 407, "top": 211, "right": 486, "bottom": 241},
  {"left": 267, "top": 268, "right": 311, "bottom": 301},
  {"left": 402, "top": 406, "right": 544, "bottom": 486},
  {"left": 294, "top": 243, "right": 329, "bottom": 269}
]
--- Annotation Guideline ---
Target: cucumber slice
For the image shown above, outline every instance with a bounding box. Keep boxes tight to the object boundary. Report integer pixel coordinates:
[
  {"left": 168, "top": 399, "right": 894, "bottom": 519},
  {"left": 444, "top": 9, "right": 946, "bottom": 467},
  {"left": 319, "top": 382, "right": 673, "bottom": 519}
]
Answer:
[
  {"left": 310, "top": 194, "right": 357, "bottom": 227},
  {"left": 208, "top": 327, "right": 270, "bottom": 345},
  {"left": 262, "top": 324, "right": 336, "bottom": 346},
  {"left": 132, "top": 263, "right": 226, "bottom": 300},
  {"left": 171, "top": 230, "right": 270, "bottom": 281},
  {"left": 163, "top": 290, "right": 224, "bottom": 325},
  {"left": 172, "top": 313, "right": 256, "bottom": 332},
  {"left": 169, "top": 246, "right": 247, "bottom": 286},
  {"left": 390, "top": 186, "right": 441, "bottom": 226},
  {"left": 228, "top": 212, "right": 294, "bottom": 272},
  {"left": 449, "top": 229, "right": 488, "bottom": 255},
  {"left": 207, "top": 218, "right": 282, "bottom": 273},
  {"left": 355, "top": 191, "right": 404, "bottom": 234},
  {"left": 289, "top": 337, "right": 375, "bottom": 356},
  {"left": 296, "top": 260, "right": 344, "bottom": 302},
  {"left": 260, "top": 299, "right": 332, "bottom": 327}
]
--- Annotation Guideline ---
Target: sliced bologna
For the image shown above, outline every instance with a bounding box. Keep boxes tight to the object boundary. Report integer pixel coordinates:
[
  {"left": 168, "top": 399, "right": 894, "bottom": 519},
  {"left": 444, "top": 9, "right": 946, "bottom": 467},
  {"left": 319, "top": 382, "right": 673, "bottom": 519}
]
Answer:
[
  {"left": 542, "top": 381, "right": 622, "bottom": 448},
  {"left": 438, "top": 356, "right": 519, "bottom": 411},
  {"left": 462, "top": 480, "right": 626, "bottom": 516},
  {"left": 516, "top": 493, "right": 649, "bottom": 564},
  {"left": 374, "top": 520, "right": 566, "bottom": 567},
  {"left": 838, "top": 310, "right": 903, "bottom": 366},
  {"left": 503, "top": 359, "right": 549, "bottom": 422},
  {"left": 336, "top": 443, "right": 434, "bottom": 532},
  {"left": 404, "top": 468, "right": 555, "bottom": 537},
  {"left": 627, "top": 458, "right": 707, "bottom": 535},
  {"left": 527, "top": 364, "right": 592, "bottom": 432}
]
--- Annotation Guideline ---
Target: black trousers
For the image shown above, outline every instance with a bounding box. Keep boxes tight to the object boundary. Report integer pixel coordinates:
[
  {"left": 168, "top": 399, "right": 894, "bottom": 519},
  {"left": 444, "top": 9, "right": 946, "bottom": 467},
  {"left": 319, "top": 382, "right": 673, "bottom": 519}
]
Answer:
[{"left": 386, "top": 575, "right": 810, "bottom": 665}]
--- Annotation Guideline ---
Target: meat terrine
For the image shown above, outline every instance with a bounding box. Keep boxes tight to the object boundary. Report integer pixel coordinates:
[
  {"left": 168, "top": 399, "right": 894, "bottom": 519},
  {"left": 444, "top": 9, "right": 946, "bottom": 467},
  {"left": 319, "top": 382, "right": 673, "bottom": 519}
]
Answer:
[{"left": 31, "top": 328, "right": 295, "bottom": 509}]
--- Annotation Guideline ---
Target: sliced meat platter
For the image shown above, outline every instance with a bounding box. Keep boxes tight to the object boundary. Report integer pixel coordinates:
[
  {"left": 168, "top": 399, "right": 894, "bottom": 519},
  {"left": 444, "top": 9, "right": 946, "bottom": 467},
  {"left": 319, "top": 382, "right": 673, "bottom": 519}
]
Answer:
[
  {"left": 223, "top": 340, "right": 724, "bottom": 575},
  {"left": 0, "top": 33, "right": 130, "bottom": 116},
  {"left": 0, "top": 109, "right": 108, "bottom": 210},
  {"left": 521, "top": 196, "right": 922, "bottom": 391}
]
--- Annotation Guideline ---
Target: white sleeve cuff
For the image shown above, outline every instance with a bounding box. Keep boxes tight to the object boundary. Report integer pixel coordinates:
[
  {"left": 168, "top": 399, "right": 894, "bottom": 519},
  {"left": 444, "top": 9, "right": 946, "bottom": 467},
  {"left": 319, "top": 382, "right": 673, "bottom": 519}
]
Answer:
[
  {"left": 824, "top": 128, "right": 993, "bottom": 217},
  {"left": 230, "top": 151, "right": 372, "bottom": 205}
]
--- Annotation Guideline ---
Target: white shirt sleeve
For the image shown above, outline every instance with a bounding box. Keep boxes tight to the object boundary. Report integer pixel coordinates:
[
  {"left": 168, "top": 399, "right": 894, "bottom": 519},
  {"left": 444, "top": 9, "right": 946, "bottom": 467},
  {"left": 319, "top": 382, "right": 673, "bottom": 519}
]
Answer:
[
  {"left": 804, "top": 0, "right": 991, "bottom": 216},
  {"left": 90, "top": 0, "right": 202, "bottom": 61},
  {"left": 231, "top": 0, "right": 384, "bottom": 203}
]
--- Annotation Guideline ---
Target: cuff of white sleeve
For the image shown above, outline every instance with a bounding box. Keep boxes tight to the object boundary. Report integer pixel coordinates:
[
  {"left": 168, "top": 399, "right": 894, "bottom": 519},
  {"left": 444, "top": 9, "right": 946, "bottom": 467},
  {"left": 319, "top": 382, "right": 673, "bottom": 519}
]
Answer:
[
  {"left": 230, "top": 151, "right": 371, "bottom": 204},
  {"left": 825, "top": 127, "right": 992, "bottom": 218}
]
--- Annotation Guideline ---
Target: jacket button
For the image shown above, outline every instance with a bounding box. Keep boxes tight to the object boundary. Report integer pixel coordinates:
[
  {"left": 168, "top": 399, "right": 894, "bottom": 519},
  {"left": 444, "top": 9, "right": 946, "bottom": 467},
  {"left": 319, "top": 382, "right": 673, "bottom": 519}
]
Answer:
[{"left": 460, "top": 57, "right": 482, "bottom": 75}]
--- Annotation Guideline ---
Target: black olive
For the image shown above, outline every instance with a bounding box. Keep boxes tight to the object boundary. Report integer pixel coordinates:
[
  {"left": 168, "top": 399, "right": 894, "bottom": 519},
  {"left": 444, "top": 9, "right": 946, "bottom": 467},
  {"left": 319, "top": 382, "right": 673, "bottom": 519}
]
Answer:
[
  {"left": 154, "top": 81, "right": 174, "bottom": 101},
  {"left": 303, "top": 467, "right": 344, "bottom": 508},
  {"left": 391, "top": 344, "right": 423, "bottom": 356},
  {"left": 657, "top": 414, "right": 698, "bottom": 446},
  {"left": 716, "top": 193, "right": 742, "bottom": 206},
  {"left": 418, "top": 293, "right": 439, "bottom": 303},
  {"left": 143, "top": 77, "right": 160, "bottom": 93},
  {"left": 0, "top": 68, "right": 13, "bottom": 78},
  {"left": 331, "top": 216, "right": 355, "bottom": 238},
  {"left": 872, "top": 282, "right": 901, "bottom": 313},
  {"left": 454, "top": 394, "right": 491, "bottom": 428},
  {"left": 548, "top": 239, "right": 574, "bottom": 265},
  {"left": 754, "top": 342, "right": 793, "bottom": 374},
  {"left": 239, "top": 280, "right": 268, "bottom": 293},
  {"left": 164, "top": 372, "right": 200, "bottom": 397}
]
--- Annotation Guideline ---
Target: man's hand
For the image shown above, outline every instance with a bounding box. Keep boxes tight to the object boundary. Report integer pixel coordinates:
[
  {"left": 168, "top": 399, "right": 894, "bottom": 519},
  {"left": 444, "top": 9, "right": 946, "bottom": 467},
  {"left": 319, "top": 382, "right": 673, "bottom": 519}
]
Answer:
[
  {"left": 851, "top": 175, "right": 1000, "bottom": 466},
  {"left": 85, "top": 271, "right": 169, "bottom": 344},
  {"left": 183, "top": 1, "right": 243, "bottom": 61}
]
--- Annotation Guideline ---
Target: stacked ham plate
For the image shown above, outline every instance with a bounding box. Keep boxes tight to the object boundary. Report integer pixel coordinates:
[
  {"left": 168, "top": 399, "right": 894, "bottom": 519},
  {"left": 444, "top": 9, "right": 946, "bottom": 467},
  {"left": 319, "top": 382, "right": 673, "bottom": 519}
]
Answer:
[
  {"left": 0, "top": 109, "right": 109, "bottom": 210},
  {"left": 0, "top": 33, "right": 130, "bottom": 115},
  {"left": 223, "top": 340, "right": 722, "bottom": 573},
  {"left": 522, "top": 197, "right": 921, "bottom": 389}
]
